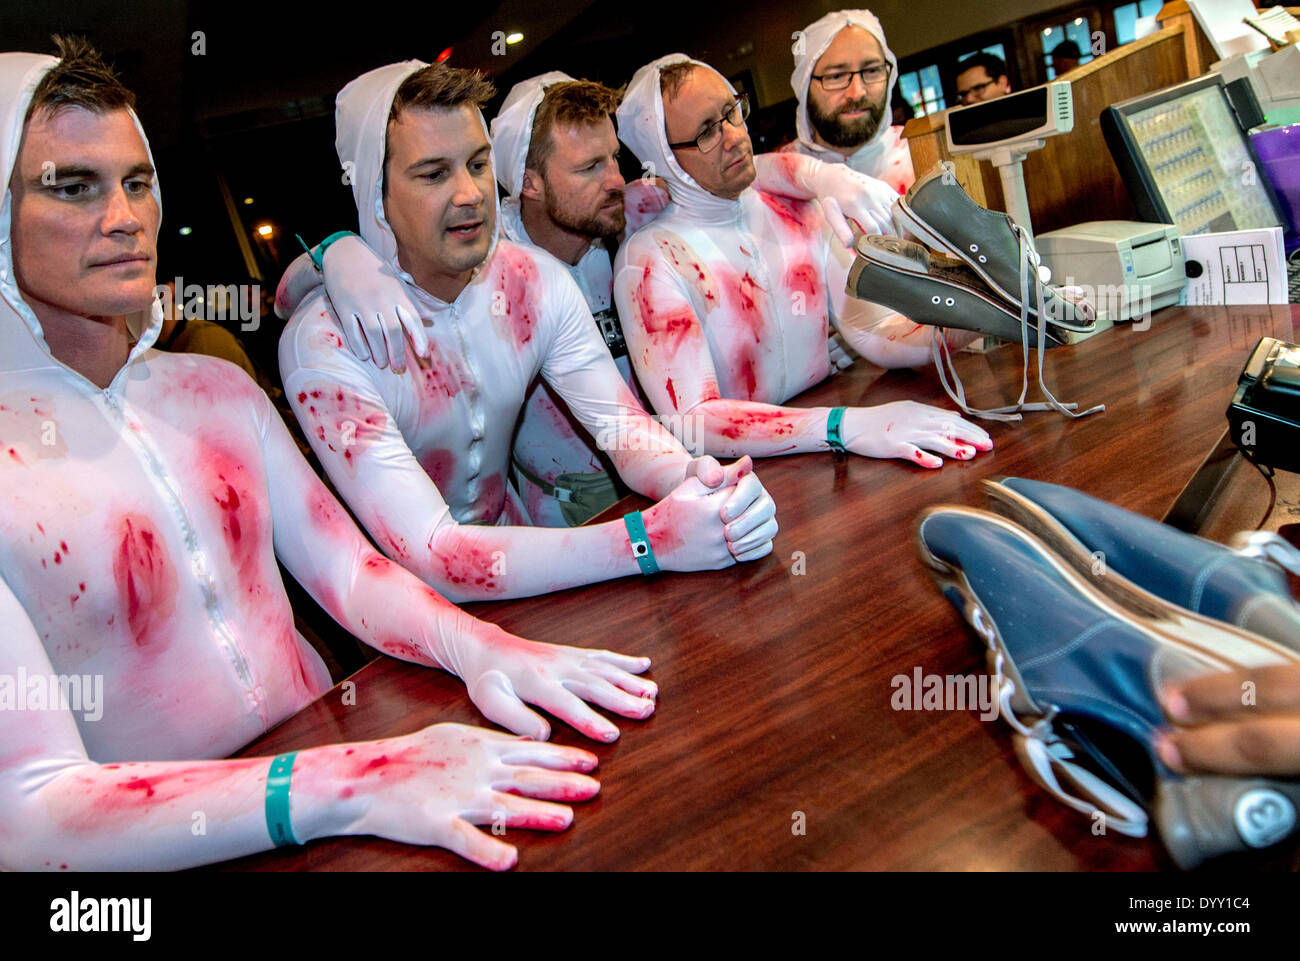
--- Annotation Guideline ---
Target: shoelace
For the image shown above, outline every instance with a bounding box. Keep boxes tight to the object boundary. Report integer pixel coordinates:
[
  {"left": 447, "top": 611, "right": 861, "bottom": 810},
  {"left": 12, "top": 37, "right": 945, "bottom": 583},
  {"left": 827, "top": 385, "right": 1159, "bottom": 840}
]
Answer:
[
  {"left": 1231, "top": 530, "right": 1300, "bottom": 580},
  {"left": 973, "top": 609, "right": 1148, "bottom": 836},
  {"left": 930, "top": 224, "right": 1106, "bottom": 423}
]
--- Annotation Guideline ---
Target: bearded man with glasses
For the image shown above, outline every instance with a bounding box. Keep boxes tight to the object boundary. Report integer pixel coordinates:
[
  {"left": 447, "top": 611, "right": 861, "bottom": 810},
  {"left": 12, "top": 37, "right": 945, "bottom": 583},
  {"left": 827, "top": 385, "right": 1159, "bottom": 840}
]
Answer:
[{"left": 781, "top": 9, "right": 914, "bottom": 195}]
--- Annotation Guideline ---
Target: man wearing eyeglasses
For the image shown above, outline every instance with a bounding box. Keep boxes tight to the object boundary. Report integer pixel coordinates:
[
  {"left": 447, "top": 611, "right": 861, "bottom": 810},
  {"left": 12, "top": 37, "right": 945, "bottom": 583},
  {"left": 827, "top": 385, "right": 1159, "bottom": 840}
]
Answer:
[
  {"left": 954, "top": 52, "right": 1012, "bottom": 106},
  {"left": 612, "top": 54, "right": 991, "bottom": 465},
  {"left": 783, "top": 9, "right": 914, "bottom": 195}
]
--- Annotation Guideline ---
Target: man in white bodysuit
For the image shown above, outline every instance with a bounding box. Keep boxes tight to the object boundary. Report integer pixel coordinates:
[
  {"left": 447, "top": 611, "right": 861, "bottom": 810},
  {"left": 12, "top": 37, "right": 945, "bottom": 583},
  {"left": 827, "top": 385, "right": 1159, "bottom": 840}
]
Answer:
[
  {"left": 0, "top": 40, "right": 658, "bottom": 872},
  {"left": 783, "top": 8, "right": 915, "bottom": 195},
  {"left": 612, "top": 55, "right": 991, "bottom": 466}
]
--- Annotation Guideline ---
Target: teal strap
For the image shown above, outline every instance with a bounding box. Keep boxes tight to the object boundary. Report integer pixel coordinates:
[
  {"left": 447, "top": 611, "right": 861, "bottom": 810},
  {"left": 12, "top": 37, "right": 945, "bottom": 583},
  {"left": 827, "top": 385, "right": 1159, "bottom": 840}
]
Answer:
[
  {"left": 265, "top": 751, "right": 301, "bottom": 847},
  {"left": 307, "top": 230, "right": 357, "bottom": 271},
  {"left": 827, "top": 407, "right": 847, "bottom": 454},
  {"left": 623, "top": 511, "right": 660, "bottom": 575}
]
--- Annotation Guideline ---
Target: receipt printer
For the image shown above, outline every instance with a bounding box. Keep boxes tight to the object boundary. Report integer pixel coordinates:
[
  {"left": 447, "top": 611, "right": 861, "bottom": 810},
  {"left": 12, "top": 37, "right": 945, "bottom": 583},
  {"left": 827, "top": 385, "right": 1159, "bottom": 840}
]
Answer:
[
  {"left": 1227, "top": 337, "right": 1300, "bottom": 474},
  {"left": 1034, "top": 221, "right": 1186, "bottom": 325}
]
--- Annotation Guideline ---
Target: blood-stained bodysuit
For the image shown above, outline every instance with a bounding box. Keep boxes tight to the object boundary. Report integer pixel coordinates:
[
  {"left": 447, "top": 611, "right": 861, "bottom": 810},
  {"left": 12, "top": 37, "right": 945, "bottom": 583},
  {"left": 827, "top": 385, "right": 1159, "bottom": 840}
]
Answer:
[
  {"left": 0, "top": 52, "right": 651, "bottom": 871},
  {"left": 612, "top": 55, "right": 989, "bottom": 463},
  {"left": 280, "top": 61, "right": 775, "bottom": 604},
  {"left": 780, "top": 8, "right": 915, "bottom": 194}
]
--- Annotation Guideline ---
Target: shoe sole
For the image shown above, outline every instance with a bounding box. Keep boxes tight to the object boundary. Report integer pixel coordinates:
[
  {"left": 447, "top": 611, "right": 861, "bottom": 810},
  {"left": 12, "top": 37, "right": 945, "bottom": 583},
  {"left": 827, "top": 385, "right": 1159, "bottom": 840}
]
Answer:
[
  {"left": 894, "top": 195, "right": 1096, "bottom": 335},
  {"left": 979, "top": 479, "right": 1300, "bottom": 666}
]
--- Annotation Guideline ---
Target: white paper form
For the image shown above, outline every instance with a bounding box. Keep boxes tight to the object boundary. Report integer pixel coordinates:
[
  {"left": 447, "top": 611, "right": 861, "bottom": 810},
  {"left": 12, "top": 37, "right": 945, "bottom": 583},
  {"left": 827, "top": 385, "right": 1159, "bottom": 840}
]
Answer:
[
  {"left": 1188, "top": 0, "right": 1272, "bottom": 58},
  {"left": 1179, "top": 227, "right": 1288, "bottom": 304}
]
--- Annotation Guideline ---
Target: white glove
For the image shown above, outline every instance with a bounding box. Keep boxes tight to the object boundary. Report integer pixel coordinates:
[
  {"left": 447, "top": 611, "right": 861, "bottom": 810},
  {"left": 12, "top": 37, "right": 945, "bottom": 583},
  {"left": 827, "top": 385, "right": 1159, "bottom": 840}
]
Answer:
[
  {"left": 339, "top": 723, "right": 600, "bottom": 871},
  {"left": 753, "top": 153, "right": 896, "bottom": 244},
  {"left": 444, "top": 630, "right": 658, "bottom": 744},
  {"left": 686, "top": 454, "right": 778, "bottom": 561},
  {"left": 321, "top": 234, "right": 430, "bottom": 373},
  {"left": 828, "top": 333, "right": 854, "bottom": 372},
  {"left": 841, "top": 401, "right": 993, "bottom": 468}
]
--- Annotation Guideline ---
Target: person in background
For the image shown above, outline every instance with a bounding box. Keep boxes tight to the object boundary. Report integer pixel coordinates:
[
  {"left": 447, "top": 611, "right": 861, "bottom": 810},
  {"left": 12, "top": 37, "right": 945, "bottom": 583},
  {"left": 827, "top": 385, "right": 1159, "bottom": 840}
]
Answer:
[
  {"left": 954, "top": 52, "right": 1011, "bottom": 105},
  {"left": 1049, "top": 40, "right": 1082, "bottom": 76},
  {"left": 783, "top": 8, "right": 914, "bottom": 195},
  {"left": 154, "top": 279, "right": 262, "bottom": 383}
]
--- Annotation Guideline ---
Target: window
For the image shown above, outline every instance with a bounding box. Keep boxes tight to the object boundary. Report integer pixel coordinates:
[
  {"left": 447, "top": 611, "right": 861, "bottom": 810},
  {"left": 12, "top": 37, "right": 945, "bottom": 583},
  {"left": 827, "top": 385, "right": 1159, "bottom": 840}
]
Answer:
[
  {"left": 898, "top": 64, "right": 946, "bottom": 117},
  {"left": 1114, "top": 0, "right": 1163, "bottom": 45},
  {"left": 1041, "top": 17, "right": 1095, "bottom": 79}
]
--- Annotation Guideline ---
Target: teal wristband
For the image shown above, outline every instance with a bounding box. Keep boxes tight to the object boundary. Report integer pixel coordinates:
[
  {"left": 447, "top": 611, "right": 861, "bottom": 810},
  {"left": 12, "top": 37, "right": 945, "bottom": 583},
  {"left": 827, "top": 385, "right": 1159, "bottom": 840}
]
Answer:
[
  {"left": 623, "top": 511, "right": 660, "bottom": 575},
  {"left": 265, "top": 751, "right": 301, "bottom": 847},
  {"left": 306, "top": 230, "right": 356, "bottom": 271},
  {"left": 827, "top": 407, "right": 847, "bottom": 454}
]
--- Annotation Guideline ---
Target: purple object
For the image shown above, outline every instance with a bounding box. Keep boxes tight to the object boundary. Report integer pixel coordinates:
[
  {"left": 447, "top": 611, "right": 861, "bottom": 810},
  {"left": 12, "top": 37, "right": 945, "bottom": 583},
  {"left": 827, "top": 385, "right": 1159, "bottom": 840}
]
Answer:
[{"left": 1252, "top": 124, "right": 1300, "bottom": 253}]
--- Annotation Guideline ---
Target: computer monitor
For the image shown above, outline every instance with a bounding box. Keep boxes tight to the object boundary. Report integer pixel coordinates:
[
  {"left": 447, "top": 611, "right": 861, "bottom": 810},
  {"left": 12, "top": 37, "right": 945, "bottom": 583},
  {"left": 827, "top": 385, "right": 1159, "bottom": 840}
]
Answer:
[{"left": 1102, "top": 74, "right": 1285, "bottom": 237}]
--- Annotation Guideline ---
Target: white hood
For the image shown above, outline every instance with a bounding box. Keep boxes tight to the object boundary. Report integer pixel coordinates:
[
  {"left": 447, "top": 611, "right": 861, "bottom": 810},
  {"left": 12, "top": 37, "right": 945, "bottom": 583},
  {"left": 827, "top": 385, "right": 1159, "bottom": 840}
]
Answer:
[
  {"left": 335, "top": 59, "right": 500, "bottom": 286},
  {"left": 490, "top": 70, "right": 574, "bottom": 200},
  {"left": 616, "top": 54, "right": 741, "bottom": 224},
  {"left": 791, "top": 9, "right": 898, "bottom": 170},
  {"left": 0, "top": 52, "right": 163, "bottom": 377}
]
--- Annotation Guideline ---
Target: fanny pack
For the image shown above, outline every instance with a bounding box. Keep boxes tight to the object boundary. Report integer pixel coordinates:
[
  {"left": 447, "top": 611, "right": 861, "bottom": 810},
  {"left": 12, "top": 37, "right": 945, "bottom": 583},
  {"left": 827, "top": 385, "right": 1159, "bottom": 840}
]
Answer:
[{"left": 512, "top": 457, "right": 621, "bottom": 526}]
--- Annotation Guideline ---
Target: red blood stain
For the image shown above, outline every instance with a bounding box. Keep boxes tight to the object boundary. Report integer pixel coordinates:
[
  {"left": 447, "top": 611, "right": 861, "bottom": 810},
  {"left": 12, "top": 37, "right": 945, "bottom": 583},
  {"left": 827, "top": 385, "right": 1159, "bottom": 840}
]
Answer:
[
  {"left": 362, "top": 553, "right": 398, "bottom": 574},
  {"left": 784, "top": 263, "right": 823, "bottom": 311},
  {"left": 310, "top": 329, "right": 345, "bottom": 351},
  {"left": 434, "top": 542, "right": 506, "bottom": 594},
  {"left": 412, "top": 344, "right": 468, "bottom": 411},
  {"left": 293, "top": 385, "right": 388, "bottom": 476},
  {"left": 759, "top": 192, "right": 815, "bottom": 236},
  {"left": 7, "top": 448, "right": 20, "bottom": 464},
  {"left": 112, "top": 513, "right": 179, "bottom": 648},
  {"left": 715, "top": 406, "right": 798, "bottom": 441},
  {"left": 418, "top": 448, "right": 456, "bottom": 489},
  {"left": 202, "top": 443, "right": 262, "bottom": 586},
  {"left": 665, "top": 378, "right": 679, "bottom": 411},
  {"left": 477, "top": 473, "right": 505, "bottom": 520},
  {"left": 642, "top": 504, "right": 687, "bottom": 559},
  {"left": 370, "top": 518, "right": 411, "bottom": 563},
  {"left": 736, "top": 356, "right": 759, "bottom": 400},
  {"left": 655, "top": 234, "right": 719, "bottom": 303},
  {"left": 381, "top": 639, "right": 429, "bottom": 662},
  {"left": 633, "top": 261, "right": 697, "bottom": 356},
  {"left": 489, "top": 245, "right": 541, "bottom": 348}
]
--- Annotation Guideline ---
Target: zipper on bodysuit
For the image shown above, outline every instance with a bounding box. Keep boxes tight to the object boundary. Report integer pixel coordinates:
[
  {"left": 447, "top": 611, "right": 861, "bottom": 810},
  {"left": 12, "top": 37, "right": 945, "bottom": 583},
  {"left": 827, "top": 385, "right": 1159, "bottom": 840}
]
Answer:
[
  {"left": 444, "top": 302, "right": 489, "bottom": 512},
  {"left": 98, "top": 382, "right": 269, "bottom": 727}
]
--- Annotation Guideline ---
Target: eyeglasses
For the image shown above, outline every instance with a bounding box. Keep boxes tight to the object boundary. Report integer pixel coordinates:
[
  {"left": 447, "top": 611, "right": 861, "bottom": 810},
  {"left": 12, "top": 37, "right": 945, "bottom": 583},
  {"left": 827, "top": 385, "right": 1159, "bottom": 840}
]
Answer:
[
  {"left": 812, "top": 63, "right": 892, "bottom": 92},
  {"left": 667, "top": 95, "right": 750, "bottom": 154},
  {"left": 957, "top": 78, "right": 998, "bottom": 103}
]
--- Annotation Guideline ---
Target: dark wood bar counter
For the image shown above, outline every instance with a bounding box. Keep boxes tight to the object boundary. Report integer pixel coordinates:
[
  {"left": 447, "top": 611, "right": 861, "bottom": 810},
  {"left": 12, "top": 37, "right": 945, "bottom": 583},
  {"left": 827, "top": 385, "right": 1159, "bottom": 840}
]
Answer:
[{"left": 224, "top": 304, "right": 1300, "bottom": 871}]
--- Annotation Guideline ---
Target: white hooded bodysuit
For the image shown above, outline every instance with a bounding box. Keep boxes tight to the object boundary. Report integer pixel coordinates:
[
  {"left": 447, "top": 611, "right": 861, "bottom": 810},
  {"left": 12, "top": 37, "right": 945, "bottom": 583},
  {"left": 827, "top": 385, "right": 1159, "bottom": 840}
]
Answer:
[
  {"left": 279, "top": 61, "right": 697, "bottom": 601},
  {"left": 613, "top": 55, "right": 955, "bottom": 457},
  {"left": 0, "top": 53, "right": 570, "bottom": 869},
  {"left": 491, "top": 71, "right": 641, "bottom": 528},
  {"left": 782, "top": 8, "right": 915, "bottom": 195}
]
